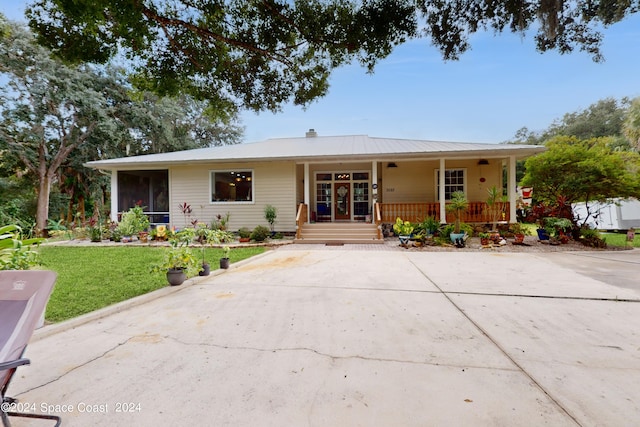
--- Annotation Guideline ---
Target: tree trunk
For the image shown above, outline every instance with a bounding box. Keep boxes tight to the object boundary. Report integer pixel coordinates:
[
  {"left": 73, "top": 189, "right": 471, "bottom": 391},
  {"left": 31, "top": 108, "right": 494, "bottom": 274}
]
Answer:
[
  {"left": 36, "top": 173, "right": 52, "bottom": 236},
  {"left": 78, "top": 195, "right": 86, "bottom": 223}
]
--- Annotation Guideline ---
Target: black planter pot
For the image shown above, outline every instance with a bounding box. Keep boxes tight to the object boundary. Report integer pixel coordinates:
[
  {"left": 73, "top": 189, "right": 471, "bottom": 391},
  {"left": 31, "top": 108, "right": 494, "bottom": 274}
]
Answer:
[
  {"left": 220, "top": 258, "right": 230, "bottom": 269},
  {"left": 199, "top": 263, "right": 210, "bottom": 276},
  {"left": 166, "top": 268, "right": 187, "bottom": 286}
]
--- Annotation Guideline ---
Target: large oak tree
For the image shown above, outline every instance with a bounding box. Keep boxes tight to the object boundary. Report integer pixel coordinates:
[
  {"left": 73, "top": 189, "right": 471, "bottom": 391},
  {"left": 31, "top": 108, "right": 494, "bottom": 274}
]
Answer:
[
  {"left": 0, "top": 20, "right": 243, "bottom": 233},
  {"left": 26, "top": 0, "right": 639, "bottom": 113}
]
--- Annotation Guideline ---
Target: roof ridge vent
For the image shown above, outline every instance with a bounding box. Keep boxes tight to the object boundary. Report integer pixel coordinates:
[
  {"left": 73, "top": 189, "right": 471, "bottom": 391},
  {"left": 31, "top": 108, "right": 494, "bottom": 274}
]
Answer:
[{"left": 305, "top": 128, "right": 317, "bottom": 138}]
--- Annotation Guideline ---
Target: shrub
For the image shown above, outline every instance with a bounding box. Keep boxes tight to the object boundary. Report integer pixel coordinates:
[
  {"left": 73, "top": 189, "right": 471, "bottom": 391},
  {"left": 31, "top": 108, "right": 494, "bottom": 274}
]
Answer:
[
  {"left": 579, "top": 227, "right": 607, "bottom": 248},
  {"left": 116, "top": 206, "right": 150, "bottom": 236},
  {"left": 0, "top": 224, "right": 43, "bottom": 270},
  {"left": 238, "top": 227, "right": 251, "bottom": 238},
  {"left": 250, "top": 225, "right": 271, "bottom": 242},
  {"left": 415, "top": 216, "right": 440, "bottom": 235},
  {"left": 264, "top": 205, "right": 277, "bottom": 232}
]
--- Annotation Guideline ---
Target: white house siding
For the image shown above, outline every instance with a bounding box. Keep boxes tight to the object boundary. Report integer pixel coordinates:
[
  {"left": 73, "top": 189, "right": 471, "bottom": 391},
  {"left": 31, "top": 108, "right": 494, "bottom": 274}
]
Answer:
[{"left": 169, "top": 161, "right": 297, "bottom": 232}]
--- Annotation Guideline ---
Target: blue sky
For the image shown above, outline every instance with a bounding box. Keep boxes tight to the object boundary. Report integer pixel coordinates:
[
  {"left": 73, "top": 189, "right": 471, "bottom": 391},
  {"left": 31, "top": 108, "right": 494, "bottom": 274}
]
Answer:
[{"left": 3, "top": 2, "right": 640, "bottom": 144}]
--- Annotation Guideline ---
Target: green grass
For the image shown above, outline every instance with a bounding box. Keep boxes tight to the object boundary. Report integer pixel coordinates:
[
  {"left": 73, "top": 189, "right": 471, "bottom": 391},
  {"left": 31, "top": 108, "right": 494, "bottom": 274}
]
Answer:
[
  {"left": 39, "top": 246, "right": 266, "bottom": 323},
  {"left": 517, "top": 223, "right": 639, "bottom": 248},
  {"left": 601, "top": 232, "right": 640, "bottom": 248}
]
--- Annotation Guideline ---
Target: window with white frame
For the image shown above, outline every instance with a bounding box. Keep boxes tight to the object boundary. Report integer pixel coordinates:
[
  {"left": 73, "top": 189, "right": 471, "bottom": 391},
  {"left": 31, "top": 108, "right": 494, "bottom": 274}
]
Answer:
[
  {"left": 210, "top": 170, "right": 253, "bottom": 203},
  {"left": 435, "top": 169, "right": 466, "bottom": 200}
]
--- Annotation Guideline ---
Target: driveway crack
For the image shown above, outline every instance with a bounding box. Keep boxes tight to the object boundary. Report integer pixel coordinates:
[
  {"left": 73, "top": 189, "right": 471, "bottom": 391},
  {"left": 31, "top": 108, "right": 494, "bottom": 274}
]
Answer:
[
  {"left": 15, "top": 336, "right": 135, "bottom": 397},
  {"left": 165, "top": 335, "right": 515, "bottom": 372}
]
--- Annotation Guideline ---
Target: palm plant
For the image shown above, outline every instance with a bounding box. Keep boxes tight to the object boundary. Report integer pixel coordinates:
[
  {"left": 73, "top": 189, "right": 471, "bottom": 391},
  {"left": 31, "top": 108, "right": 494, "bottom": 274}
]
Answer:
[
  {"left": 446, "top": 191, "right": 468, "bottom": 234},
  {"left": 485, "top": 186, "right": 508, "bottom": 231}
]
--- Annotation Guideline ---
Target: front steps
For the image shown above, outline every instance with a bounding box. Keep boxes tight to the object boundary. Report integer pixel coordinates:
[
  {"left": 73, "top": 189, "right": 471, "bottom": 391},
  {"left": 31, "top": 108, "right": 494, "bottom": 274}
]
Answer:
[{"left": 294, "top": 222, "right": 382, "bottom": 244}]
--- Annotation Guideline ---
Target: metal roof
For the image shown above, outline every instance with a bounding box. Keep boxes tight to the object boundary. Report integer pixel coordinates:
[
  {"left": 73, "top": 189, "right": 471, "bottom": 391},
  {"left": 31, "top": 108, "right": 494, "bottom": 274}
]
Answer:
[{"left": 85, "top": 134, "right": 546, "bottom": 170}]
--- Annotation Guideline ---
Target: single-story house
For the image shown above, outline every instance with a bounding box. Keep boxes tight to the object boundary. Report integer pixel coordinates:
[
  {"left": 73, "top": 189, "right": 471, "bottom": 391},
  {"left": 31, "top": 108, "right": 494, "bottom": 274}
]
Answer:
[{"left": 85, "top": 130, "right": 545, "bottom": 242}]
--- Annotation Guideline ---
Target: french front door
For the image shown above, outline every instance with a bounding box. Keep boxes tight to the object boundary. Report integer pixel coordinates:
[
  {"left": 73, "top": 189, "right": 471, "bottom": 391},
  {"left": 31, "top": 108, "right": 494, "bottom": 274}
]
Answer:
[{"left": 334, "top": 183, "right": 350, "bottom": 220}]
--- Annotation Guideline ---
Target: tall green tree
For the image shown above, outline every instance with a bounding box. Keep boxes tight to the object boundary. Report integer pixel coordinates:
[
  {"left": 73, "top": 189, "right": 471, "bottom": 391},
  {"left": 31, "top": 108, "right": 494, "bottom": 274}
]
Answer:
[
  {"left": 520, "top": 135, "right": 640, "bottom": 223},
  {"left": 623, "top": 97, "right": 640, "bottom": 150},
  {"left": 0, "top": 23, "right": 109, "bottom": 234},
  {"left": 26, "top": 0, "right": 639, "bottom": 113},
  {"left": 509, "top": 98, "right": 631, "bottom": 146},
  {"left": 0, "top": 21, "right": 244, "bottom": 233},
  {"left": 121, "top": 92, "right": 243, "bottom": 156}
]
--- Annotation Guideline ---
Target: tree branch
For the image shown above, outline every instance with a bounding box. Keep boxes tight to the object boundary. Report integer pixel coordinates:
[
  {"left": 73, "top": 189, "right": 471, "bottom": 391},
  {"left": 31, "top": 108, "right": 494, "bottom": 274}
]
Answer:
[{"left": 136, "top": 2, "right": 294, "bottom": 66}]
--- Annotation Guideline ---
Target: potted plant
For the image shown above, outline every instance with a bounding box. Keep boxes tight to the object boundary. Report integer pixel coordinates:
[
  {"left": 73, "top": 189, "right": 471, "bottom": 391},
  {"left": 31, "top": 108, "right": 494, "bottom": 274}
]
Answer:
[
  {"left": 154, "top": 224, "right": 168, "bottom": 241},
  {"left": 151, "top": 240, "right": 198, "bottom": 286},
  {"left": 478, "top": 232, "right": 491, "bottom": 246},
  {"left": 264, "top": 205, "right": 277, "bottom": 235},
  {"left": 510, "top": 222, "right": 531, "bottom": 244},
  {"left": 196, "top": 226, "right": 211, "bottom": 276},
  {"left": 238, "top": 227, "right": 251, "bottom": 243},
  {"left": 220, "top": 245, "right": 231, "bottom": 269},
  {"left": 393, "top": 217, "right": 414, "bottom": 247},
  {"left": 212, "top": 212, "right": 230, "bottom": 231},
  {"left": 446, "top": 191, "right": 468, "bottom": 244},
  {"left": 544, "top": 217, "right": 573, "bottom": 243},
  {"left": 485, "top": 186, "right": 507, "bottom": 239}
]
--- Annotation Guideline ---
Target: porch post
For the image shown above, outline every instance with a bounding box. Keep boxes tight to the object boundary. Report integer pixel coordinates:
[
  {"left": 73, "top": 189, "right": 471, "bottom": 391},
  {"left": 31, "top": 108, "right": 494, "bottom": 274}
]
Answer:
[
  {"left": 304, "top": 162, "right": 310, "bottom": 222},
  {"left": 110, "top": 171, "right": 118, "bottom": 222},
  {"left": 508, "top": 155, "right": 516, "bottom": 223},
  {"left": 439, "top": 158, "right": 446, "bottom": 224},
  {"left": 371, "top": 160, "right": 378, "bottom": 223}
]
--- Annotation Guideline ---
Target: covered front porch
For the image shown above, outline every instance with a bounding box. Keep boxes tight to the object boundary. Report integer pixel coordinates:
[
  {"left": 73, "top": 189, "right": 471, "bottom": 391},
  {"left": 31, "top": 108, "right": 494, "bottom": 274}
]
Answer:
[
  {"left": 294, "top": 155, "right": 517, "bottom": 242},
  {"left": 294, "top": 201, "right": 510, "bottom": 242}
]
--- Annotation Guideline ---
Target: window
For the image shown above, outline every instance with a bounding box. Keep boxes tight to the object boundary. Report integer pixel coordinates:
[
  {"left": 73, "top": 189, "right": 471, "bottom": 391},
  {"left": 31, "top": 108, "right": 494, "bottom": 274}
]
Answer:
[
  {"left": 316, "top": 182, "right": 332, "bottom": 220},
  {"left": 435, "top": 169, "right": 466, "bottom": 200},
  {"left": 118, "top": 170, "right": 169, "bottom": 223},
  {"left": 210, "top": 170, "right": 253, "bottom": 203},
  {"left": 353, "top": 182, "right": 369, "bottom": 216}
]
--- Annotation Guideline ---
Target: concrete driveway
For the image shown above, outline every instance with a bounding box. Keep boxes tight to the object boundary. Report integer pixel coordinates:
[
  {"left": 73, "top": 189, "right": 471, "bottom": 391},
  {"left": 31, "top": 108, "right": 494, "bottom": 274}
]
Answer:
[{"left": 9, "top": 247, "right": 640, "bottom": 426}]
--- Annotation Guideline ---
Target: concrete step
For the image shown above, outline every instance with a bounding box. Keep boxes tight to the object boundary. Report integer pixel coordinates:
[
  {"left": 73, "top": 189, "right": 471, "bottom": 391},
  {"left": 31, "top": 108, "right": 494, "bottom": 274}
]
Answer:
[{"left": 295, "top": 222, "right": 382, "bottom": 244}]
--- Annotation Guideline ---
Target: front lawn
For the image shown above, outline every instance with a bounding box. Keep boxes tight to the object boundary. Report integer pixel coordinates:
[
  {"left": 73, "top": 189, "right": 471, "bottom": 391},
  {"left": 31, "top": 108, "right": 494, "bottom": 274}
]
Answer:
[
  {"left": 39, "top": 245, "right": 265, "bottom": 323},
  {"left": 601, "top": 232, "right": 640, "bottom": 248}
]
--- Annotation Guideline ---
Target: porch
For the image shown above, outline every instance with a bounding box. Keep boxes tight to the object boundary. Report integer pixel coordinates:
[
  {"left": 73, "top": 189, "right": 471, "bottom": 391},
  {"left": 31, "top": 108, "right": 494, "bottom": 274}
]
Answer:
[
  {"left": 295, "top": 202, "right": 510, "bottom": 242},
  {"left": 376, "top": 202, "right": 510, "bottom": 224}
]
